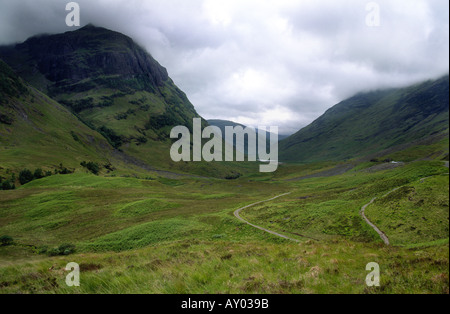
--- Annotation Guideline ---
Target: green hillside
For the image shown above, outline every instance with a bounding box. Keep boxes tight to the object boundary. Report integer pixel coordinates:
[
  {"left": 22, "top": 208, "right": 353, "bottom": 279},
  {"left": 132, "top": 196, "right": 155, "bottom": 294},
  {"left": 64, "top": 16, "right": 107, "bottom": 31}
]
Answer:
[
  {"left": 0, "top": 59, "right": 114, "bottom": 181},
  {"left": 0, "top": 150, "right": 448, "bottom": 294},
  {"left": 0, "top": 26, "right": 197, "bottom": 166},
  {"left": 280, "top": 76, "right": 449, "bottom": 162},
  {"left": 0, "top": 25, "right": 448, "bottom": 295},
  {"left": 0, "top": 26, "right": 253, "bottom": 178},
  {"left": 1, "top": 59, "right": 448, "bottom": 293}
]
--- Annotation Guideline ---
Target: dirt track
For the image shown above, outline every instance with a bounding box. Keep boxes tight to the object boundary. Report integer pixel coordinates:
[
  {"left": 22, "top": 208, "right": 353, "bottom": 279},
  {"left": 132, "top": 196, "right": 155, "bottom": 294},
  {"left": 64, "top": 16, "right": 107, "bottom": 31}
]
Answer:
[
  {"left": 233, "top": 193, "right": 301, "bottom": 243},
  {"left": 361, "top": 161, "right": 450, "bottom": 245}
]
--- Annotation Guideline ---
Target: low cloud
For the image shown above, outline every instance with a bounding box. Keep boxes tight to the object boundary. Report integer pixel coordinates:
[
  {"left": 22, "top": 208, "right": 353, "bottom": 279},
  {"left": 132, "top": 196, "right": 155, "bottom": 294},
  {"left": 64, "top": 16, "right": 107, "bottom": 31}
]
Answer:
[{"left": 0, "top": 0, "right": 448, "bottom": 134}]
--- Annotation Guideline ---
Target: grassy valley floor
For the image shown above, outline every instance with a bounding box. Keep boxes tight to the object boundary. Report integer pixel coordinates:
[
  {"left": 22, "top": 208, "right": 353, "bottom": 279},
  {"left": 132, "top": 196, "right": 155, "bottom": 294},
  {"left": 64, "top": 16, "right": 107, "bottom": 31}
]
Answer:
[{"left": 0, "top": 159, "right": 448, "bottom": 294}]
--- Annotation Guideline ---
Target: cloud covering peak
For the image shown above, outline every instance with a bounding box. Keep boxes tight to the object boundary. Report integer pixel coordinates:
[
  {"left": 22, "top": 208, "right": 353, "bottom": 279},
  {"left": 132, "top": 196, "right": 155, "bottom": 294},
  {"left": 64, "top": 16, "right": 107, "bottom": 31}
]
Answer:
[{"left": 0, "top": 0, "right": 448, "bottom": 134}]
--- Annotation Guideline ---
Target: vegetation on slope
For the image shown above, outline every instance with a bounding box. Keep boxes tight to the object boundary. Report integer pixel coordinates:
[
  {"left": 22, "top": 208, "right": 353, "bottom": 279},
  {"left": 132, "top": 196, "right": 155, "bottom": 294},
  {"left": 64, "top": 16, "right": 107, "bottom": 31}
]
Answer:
[
  {"left": 0, "top": 26, "right": 254, "bottom": 178},
  {"left": 0, "top": 26, "right": 448, "bottom": 295},
  {"left": 280, "top": 75, "right": 449, "bottom": 162},
  {"left": 0, "top": 59, "right": 113, "bottom": 182},
  {"left": 0, "top": 147, "right": 448, "bottom": 293}
]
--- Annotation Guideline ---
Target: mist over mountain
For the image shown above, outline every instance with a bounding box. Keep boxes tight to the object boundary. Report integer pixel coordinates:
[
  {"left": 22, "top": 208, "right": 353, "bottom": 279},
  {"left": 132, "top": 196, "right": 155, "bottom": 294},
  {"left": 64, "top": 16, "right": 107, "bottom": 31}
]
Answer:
[
  {"left": 280, "top": 75, "right": 449, "bottom": 162},
  {"left": 207, "top": 119, "right": 288, "bottom": 158},
  {"left": 0, "top": 25, "right": 200, "bottom": 142},
  {"left": 0, "top": 9, "right": 449, "bottom": 296},
  {"left": 0, "top": 25, "right": 248, "bottom": 178},
  {"left": 1, "top": 24, "right": 448, "bottom": 173},
  {"left": 0, "top": 25, "right": 168, "bottom": 94},
  {"left": 0, "top": 25, "right": 201, "bottom": 140}
]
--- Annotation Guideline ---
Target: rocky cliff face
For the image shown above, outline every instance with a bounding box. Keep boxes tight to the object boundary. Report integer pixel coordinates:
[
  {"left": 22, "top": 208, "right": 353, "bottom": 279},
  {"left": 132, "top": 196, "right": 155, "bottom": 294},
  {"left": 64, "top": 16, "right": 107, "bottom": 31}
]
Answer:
[
  {"left": 0, "top": 24, "right": 200, "bottom": 129},
  {"left": 0, "top": 24, "right": 203, "bottom": 155},
  {"left": 1, "top": 24, "right": 169, "bottom": 94}
]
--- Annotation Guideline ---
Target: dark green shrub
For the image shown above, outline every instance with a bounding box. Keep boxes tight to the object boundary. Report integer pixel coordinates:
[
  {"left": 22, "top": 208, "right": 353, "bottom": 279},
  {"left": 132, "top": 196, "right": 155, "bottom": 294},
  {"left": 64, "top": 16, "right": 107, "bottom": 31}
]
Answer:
[
  {"left": 47, "top": 243, "right": 76, "bottom": 256},
  {"left": 71, "top": 131, "right": 80, "bottom": 142},
  {"left": 19, "top": 169, "right": 34, "bottom": 185},
  {"left": 36, "top": 245, "right": 48, "bottom": 254},
  {"left": 33, "top": 168, "right": 45, "bottom": 179},
  {"left": 81, "top": 161, "right": 100, "bottom": 175},
  {"left": 86, "top": 162, "right": 100, "bottom": 175},
  {"left": 104, "top": 163, "right": 115, "bottom": 171},
  {"left": 1, "top": 180, "right": 15, "bottom": 190},
  {"left": 59, "top": 167, "right": 72, "bottom": 175},
  {"left": 99, "top": 96, "right": 114, "bottom": 107},
  {"left": 58, "top": 243, "right": 76, "bottom": 255},
  {"left": 47, "top": 247, "right": 61, "bottom": 256},
  {"left": 137, "top": 136, "right": 148, "bottom": 145},
  {"left": 0, "top": 113, "right": 13, "bottom": 125},
  {"left": 98, "top": 126, "right": 123, "bottom": 148},
  {"left": 0, "top": 235, "right": 13, "bottom": 246},
  {"left": 57, "top": 164, "right": 73, "bottom": 175},
  {"left": 115, "top": 112, "right": 128, "bottom": 120},
  {"left": 68, "top": 97, "right": 94, "bottom": 113},
  {"left": 225, "top": 172, "right": 241, "bottom": 180}
]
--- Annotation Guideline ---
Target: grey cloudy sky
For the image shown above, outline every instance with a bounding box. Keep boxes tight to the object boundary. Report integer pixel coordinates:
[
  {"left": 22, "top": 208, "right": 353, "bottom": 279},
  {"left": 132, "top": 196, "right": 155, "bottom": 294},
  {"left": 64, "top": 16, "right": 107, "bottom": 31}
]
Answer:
[{"left": 0, "top": 0, "right": 448, "bottom": 134}]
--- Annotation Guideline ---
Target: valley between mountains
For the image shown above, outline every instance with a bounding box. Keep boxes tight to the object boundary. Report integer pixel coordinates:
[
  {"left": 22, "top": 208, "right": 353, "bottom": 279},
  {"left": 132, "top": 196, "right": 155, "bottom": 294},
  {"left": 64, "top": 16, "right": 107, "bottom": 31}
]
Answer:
[{"left": 0, "top": 25, "right": 448, "bottom": 294}]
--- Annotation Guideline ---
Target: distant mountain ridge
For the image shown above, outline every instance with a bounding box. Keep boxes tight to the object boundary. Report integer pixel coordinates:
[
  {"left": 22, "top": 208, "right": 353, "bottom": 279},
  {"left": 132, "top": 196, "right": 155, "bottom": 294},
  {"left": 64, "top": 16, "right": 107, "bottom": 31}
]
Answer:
[
  {"left": 207, "top": 119, "right": 289, "bottom": 157},
  {"left": 208, "top": 119, "right": 289, "bottom": 140},
  {"left": 280, "top": 75, "right": 449, "bottom": 162}
]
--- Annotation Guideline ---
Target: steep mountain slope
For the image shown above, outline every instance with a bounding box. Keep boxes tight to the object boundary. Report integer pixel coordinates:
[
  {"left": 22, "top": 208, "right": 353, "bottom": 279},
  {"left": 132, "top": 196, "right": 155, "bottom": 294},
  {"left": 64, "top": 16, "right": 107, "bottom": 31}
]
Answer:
[
  {"left": 0, "top": 59, "right": 112, "bottom": 176},
  {"left": 280, "top": 75, "right": 449, "bottom": 162},
  {"left": 0, "top": 25, "right": 253, "bottom": 178},
  {"left": 0, "top": 26, "right": 193, "bottom": 155}
]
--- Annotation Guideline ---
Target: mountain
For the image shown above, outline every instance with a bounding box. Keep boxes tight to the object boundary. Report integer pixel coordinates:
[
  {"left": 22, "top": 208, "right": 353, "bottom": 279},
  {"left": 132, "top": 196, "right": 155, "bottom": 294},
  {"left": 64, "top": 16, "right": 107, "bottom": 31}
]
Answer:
[
  {"left": 0, "top": 24, "right": 202, "bottom": 142},
  {"left": 0, "top": 59, "right": 113, "bottom": 176},
  {"left": 208, "top": 120, "right": 289, "bottom": 141},
  {"left": 279, "top": 75, "right": 449, "bottom": 162},
  {"left": 0, "top": 25, "right": 257, "bottom": 178},
  {"left": 207, "top": 120, "right": 247, "bottom": 132},
  {"left": 207, "top": 119, "right": 289, "bottom": 157},
  {"left": 4, "top": 25, "right": 446, "bottom": 174}
]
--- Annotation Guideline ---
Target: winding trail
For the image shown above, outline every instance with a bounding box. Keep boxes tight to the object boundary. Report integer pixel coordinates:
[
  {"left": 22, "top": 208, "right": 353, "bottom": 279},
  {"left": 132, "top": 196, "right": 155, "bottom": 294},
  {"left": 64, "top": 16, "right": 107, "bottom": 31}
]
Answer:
[
  {"left": 235, "top": 162, "right": 449, "bottom": 246},
  {"left": 360, "top": 197, "right": 389, "bottom": 245},
  {"left": 361, "top": 163, "right": 450, "bottom": 246},
  {"left": 234, "top": 193, "right": 301, "bottom": 243},
  {"left": 360, "top": 187, "right": 403, "bottom": 246}
]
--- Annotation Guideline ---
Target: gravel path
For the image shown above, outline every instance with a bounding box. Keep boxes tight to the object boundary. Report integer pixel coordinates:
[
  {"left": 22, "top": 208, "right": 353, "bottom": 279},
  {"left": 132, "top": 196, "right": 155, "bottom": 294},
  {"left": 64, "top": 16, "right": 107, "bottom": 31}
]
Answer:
[
  {"left": 233, "top": 193, "right": 301, "bottom": 243},
  {"left": 360, "top": 195, "right": 394, "bottom": 246}
]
